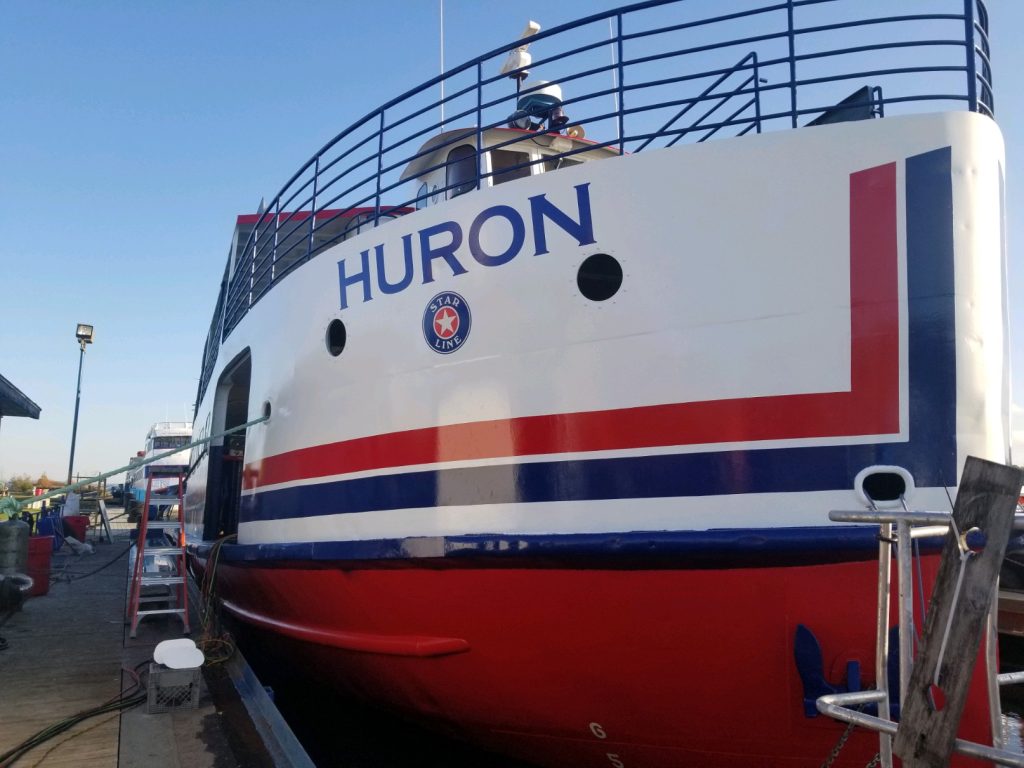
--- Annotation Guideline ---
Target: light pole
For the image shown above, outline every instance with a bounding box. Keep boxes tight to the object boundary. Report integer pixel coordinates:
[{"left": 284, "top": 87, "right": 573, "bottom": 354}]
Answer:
[{"left": 67, "top": 323, "right": 94, "bottom": 485}]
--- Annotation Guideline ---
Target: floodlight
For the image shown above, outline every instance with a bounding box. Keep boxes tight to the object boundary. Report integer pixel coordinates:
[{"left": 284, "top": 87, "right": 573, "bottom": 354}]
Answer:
[{"left": 75, "top": 324, "right": 94, "bottom": 344}]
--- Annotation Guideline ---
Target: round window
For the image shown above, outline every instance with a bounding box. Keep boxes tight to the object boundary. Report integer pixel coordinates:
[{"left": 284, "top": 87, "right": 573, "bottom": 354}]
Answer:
[
  {"left": 326, "top": 319, "right": 347, "bottom": 356},
  {"left": 577, "top": 253, "right": 623, "bottom": 301}
]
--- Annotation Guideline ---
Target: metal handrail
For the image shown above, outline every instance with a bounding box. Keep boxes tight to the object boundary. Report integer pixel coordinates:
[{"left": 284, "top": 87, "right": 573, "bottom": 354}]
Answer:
[
  {"left": 817, "top": 689, "right": 1024, "bottom": 766},
  {"left": 9, "top": 414, "right": 270, "bottom": 512},
  {"left": 198, "top": 0, "right": 994, "bottom": 404},
  {"left": 822, "top": 506, "right": 1024, "bottom": 766}
]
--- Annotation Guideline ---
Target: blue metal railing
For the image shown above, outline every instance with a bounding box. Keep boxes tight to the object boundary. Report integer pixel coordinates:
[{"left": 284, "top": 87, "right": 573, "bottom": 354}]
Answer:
[{"left": 197, "top": 0, "right": 993, "bottom": 407}]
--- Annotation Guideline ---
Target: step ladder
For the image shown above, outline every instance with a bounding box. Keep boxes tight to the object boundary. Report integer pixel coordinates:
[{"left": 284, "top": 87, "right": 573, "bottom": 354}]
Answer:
[{"left": 127, "top": 474, "right": 190, "bottom": 639}]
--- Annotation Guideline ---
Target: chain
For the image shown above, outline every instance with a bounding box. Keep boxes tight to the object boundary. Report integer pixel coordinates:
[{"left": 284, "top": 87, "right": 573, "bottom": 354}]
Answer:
[
  {"left": 819, "top": 706, "right": 883, "bottom": 768},
  {"left": 820, "top": 719, "right": 857, "bottom": 768}
]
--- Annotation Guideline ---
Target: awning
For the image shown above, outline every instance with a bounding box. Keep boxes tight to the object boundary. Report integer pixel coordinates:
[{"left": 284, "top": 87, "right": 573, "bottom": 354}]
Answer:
[{"left": 0, "top": 373, "right": 41, "bottom": 419}]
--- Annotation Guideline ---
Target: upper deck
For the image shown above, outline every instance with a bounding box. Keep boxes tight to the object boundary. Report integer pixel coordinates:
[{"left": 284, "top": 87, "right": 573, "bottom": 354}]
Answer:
[{"left": 197, "top": 0, "right": 994, "bottom": 407}]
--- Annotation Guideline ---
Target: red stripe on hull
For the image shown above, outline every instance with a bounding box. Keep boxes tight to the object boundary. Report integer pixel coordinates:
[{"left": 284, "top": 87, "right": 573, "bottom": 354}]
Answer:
[
  {"left": 212, "top": 554, "right": 990, "bottom": 767},
  {"left": 242, "top": 163, "right": 899, "bottom": 491}
]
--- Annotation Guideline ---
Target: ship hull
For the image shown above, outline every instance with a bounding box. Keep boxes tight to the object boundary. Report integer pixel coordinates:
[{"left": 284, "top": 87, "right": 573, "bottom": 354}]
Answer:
[{"left": 200, "top": 547, "right": 990, "bottom": 767}]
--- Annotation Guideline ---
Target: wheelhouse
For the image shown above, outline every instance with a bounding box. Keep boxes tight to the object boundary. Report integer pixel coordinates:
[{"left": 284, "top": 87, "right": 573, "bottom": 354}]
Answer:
[{"left": 401, "top": 127, "right": 619, "bottom": 209}]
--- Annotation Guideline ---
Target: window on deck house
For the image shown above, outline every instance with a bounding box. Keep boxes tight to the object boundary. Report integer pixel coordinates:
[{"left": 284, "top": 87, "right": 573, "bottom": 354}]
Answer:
[
  {"left": 490, "top": 149, "right": 532, "bottom": 185},
  {"left": 446, "top": 145, "right": 478, "bottom": 199}
]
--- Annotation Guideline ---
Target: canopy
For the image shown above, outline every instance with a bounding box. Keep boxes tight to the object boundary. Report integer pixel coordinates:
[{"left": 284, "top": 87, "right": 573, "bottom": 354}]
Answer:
[{"left": 0, "top": 373, "right": 41, "bottom": 419}]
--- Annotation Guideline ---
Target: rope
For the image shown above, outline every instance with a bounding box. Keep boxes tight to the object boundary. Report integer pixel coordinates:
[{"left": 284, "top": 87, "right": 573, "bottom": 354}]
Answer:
[
  {"left": 195, "top": 534, "right": 237, "bottom": 664},
  {"left": 5, "top": 414, "right": 269, "bottom": 513},
  {"left": 932, "top": 516, "right": 976, "bottom": 688}
]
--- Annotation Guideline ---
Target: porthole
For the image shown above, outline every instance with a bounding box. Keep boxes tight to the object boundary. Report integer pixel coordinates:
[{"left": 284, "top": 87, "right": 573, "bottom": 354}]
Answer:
[
  {"left": 326, "top": 319, "right": 347, "bottom": 356},
  {"left": 577, "top": 253, "right": 622, "bottom": 301},
  {"left": 854, "top": 465, "right": 915, "bottom": 508},
  {"left": 862, "top": 472, "right": 905, "bottom": 502}
]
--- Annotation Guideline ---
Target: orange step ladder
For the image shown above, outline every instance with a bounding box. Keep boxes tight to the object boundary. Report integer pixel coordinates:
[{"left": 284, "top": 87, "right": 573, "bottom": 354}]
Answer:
[{"left": 127, "top": 474, "right": 190, "bottom": 638}]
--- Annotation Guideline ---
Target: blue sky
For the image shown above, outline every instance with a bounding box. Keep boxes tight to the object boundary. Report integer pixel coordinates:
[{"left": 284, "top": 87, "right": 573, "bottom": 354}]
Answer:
[{"left": 1, "top": 0, "right": 1022, "bottom": 483}]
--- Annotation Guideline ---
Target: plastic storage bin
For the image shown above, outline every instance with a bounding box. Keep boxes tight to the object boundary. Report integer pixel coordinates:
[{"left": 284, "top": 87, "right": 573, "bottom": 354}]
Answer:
[{"left": 63, "top": 514, "right": 89, "bottom": 542}]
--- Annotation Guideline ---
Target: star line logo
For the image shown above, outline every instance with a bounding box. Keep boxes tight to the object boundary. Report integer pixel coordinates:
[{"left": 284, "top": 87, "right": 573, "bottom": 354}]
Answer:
[
  {"left": 434, "top": 306, "right": 458, "bottom": 338},
  {"left": 422, "top": 291, "right": 471, "bottom": 354}
]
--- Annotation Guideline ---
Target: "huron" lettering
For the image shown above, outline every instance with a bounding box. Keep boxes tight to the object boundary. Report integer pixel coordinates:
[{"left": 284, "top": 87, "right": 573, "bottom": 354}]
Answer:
[{"left": 338, "top": 183, "right": 595, "bottom": 309}]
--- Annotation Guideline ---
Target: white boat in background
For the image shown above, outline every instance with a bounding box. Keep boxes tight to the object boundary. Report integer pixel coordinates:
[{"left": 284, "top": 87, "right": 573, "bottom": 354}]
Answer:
[{"left": 127, "top": 422, "right": 192, "bottom": 502}]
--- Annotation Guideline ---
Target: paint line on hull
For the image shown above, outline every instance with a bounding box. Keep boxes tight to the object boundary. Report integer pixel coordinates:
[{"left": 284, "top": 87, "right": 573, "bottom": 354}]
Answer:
[{"left": 221, "top": 599, "right": 471, "bottom": 657}]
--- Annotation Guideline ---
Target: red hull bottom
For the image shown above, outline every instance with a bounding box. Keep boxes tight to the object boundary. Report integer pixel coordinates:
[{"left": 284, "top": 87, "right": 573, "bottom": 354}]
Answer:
[{"left": 210, "top": 557, "right": 991, "bottom": 767}]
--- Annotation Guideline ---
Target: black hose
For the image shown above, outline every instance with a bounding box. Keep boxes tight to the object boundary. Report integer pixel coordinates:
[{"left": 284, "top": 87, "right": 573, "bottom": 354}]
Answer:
[
  {"left": 56, "top": 545, "right": 131, "bottom": 583},
  {"left": 0, "top": 690, "right": 145, "bottom": 766}
]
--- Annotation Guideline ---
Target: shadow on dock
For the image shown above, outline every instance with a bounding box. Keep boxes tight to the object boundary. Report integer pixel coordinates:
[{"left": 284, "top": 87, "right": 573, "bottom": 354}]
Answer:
[{"left": 0, "top": 530, "right": 274, "bottom": 768}]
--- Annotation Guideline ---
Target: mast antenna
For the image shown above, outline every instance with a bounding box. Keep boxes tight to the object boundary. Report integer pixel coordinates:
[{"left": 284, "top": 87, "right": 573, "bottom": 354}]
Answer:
[
  {"left": 609, "top": 19, "right": 619, "bottom": 143},
  {"left": 439, "top": 0, "right": 445, "bottom": 129}
]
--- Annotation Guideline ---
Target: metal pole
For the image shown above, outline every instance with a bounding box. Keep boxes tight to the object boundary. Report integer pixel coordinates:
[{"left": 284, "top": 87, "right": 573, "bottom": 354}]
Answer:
[
  {"left": 66, "top": 342, "right": 85, "bottom": 485},
  {"left": 897, "top": 519, "right": 914, "bottom": 703},
  {"left": 875, "top": 522, "right": 895, "bottom": 768},
  {"left": 987, "top": 580, "right": 1004, "bottom": 748},
  {"left": 375, "top": 110, "right": 385, "bottom": 226},
  {"left": 307, "top": 155, "right": 319, "bottom": 256},
  {"left": 964, "top": 0, "right": 978, "bottom": 111},
  {"left": 439, "top": 0, "right": 445, "bottom": 129},
  {"left": 786, "top": 0, "right": 798, "bottom": 128},
  {"left": 616, "top": 13, "right": 625, "bottom": 154}
]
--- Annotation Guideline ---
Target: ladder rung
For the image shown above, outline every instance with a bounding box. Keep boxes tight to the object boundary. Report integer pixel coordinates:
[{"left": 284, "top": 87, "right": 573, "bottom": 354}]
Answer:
[
  {"left": 144, "top": 521, "right": 182, "bottom": 529},
  {"left": 144, "top": 547, "right": 184, "bottom": 556},
  {"left": 140, "top": 576, "right": 184, "bottom": 586},
  {"left": 136, "top": 609, "right": 186, "bottom": 616}
]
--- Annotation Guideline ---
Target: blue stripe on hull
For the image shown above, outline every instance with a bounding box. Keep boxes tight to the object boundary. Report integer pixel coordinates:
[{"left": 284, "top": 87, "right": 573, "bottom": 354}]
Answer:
[{"left": 196, "top": 525, "right": 917, "bottom": 568}]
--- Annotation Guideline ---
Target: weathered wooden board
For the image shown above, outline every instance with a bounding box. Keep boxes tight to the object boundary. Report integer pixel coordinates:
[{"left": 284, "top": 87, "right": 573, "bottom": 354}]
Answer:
[{"left": 893, "top": 456, "right": 1024, "bottom": 766}]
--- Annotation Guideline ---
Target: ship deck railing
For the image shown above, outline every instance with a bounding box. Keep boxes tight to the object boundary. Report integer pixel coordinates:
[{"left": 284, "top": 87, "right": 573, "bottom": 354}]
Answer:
[{"left": 199, "top": 0, "right": 994, "bottom": 406}]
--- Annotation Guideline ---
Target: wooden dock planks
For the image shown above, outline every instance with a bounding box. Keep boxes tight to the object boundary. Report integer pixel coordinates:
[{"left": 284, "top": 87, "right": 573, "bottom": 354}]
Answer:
[{"left": 0, "top": 542, "right": 129, "bottom": 767}]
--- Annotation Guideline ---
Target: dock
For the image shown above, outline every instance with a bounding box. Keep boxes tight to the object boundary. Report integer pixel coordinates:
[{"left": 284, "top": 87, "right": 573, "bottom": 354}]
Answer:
[{"left": 0, "top": 525, "right": 306, "bottom": 768}]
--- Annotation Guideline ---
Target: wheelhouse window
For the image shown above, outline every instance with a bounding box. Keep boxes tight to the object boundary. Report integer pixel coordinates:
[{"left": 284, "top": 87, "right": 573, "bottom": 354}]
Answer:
[
  {"left": 446, "top": 145, "right": 478, "bottom": 199},
  {"left": 490, "top": 150, "right": 532, "bottom": 186},
  {"left": 416, "top": 182, "right": 429, "bottom": 210},
  {"left": 152, "top": 435, "right": 190, "bottom": 450},
  {"left": 544, "top": 156, "right": 583, "bottom": 172}
]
